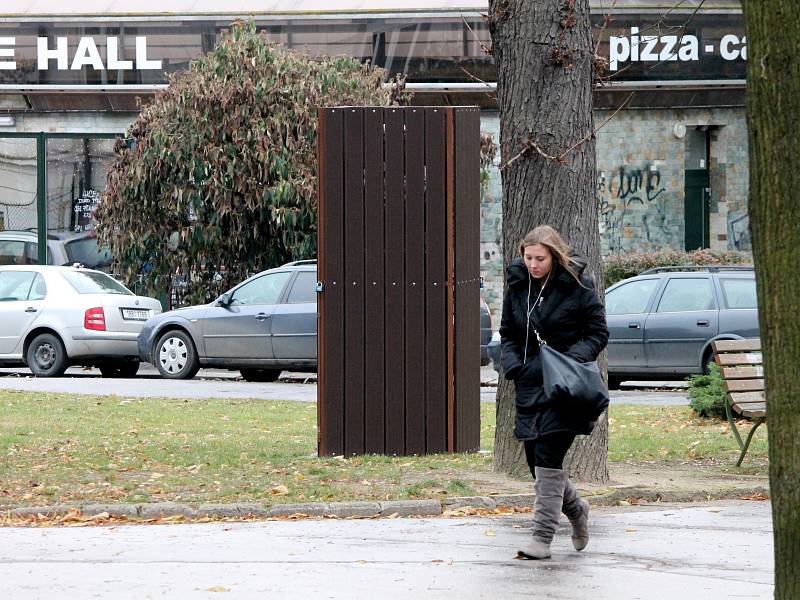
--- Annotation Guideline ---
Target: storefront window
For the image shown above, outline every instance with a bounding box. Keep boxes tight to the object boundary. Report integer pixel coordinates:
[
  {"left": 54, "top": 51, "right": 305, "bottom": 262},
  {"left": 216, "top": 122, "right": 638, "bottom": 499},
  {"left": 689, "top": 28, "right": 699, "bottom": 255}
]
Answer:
[
  {"left": 0, "top": 137, "right": 37, "bottom": 234},
  {"left": 45, "top": 137, "right": 115, "bottom": 269}
]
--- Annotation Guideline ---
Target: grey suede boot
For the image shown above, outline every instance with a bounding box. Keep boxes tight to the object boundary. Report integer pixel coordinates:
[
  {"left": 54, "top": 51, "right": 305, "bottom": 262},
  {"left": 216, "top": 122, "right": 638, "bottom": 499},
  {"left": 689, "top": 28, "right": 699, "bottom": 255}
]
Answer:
[
  {"left": 562, "top": 477, "right": 590, "bottom": 551},
  {"left": 518, "top": 467, "right": 566, "bottom": 560}
]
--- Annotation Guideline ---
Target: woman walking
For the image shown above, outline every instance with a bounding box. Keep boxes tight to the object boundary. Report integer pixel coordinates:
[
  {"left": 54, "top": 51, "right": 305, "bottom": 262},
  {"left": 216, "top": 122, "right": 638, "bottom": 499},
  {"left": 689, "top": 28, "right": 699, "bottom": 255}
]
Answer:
[{"left": 500, "top": 225, "right": 609, "bottom": 559}]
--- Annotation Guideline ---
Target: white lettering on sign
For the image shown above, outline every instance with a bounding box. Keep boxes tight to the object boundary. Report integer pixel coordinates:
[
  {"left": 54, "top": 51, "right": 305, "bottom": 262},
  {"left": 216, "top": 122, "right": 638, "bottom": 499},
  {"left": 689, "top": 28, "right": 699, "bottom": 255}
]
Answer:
[
  {"left": 107, "top": 37, "right": 133, "bottom": 70},
  {"left": 71, "top": 37, "right": 104, "bottom": 71},
  {"left": 38, "top": 37, "right": 69, "bottom": 70},
  {"left": 0, "top": 37, "right": 15, "bottom": 70},
  {"left": 33, "top": 36, "right": 161, "bottom": 71},
  {"left": 135, "top": 37, "right": 162, "bottom": 70},
  {"left": 608, "top": 28, "right": 746, "bottom": 71},
  {"left": 720, "top": 34, "right": 747, "bottom": 60}
]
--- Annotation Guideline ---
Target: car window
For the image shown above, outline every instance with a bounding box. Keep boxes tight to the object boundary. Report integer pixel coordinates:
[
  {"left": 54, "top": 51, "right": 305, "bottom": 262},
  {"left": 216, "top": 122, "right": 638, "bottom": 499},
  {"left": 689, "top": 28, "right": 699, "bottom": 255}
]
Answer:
[
  {"left": 231, "top": 271, "right": 292, "bottom": 306},
  {"left": 720, "top": 278, "right": 757, "bottom": 309},
  {"left": 25, "top": 243, "right": 40, "bottom": 265},
  {"left": 286, "top": 271, "right": 317, "bottom": 304},
  {"left": 656, "top": 278, "right": 716, "bottom": 313},
  {"left": 28, "top": 273, "right": 47, "bottom": 300},
  {"left": 0, "top": 270, "right": 36, "bottom": 301},
  {"left": 64, "top": 237, "right": 112, "bottom": 270},
  {"left": 0, "top": 240, "right": 29, "bottom": 266},
  {"left": 605, "top": 279, "right": 659, "bottom": 315},
  {"left": 61, "top": 270, "right": 133, "bottom": 295}
]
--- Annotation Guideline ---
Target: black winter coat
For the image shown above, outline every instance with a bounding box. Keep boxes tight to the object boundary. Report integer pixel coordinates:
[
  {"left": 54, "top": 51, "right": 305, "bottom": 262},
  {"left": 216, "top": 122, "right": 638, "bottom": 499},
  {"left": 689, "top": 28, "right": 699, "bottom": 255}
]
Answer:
[{"left": 500, "top": 256, "right": 609, "bottom": 441}]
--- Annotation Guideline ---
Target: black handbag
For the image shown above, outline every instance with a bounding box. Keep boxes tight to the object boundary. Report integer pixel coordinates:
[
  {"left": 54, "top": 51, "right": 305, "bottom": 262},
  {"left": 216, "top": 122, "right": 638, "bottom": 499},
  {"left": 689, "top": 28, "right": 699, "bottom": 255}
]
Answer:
[
  {"left": 539, "top": 345, "right": 609, "bottom": 420},
  {"left": 525, "top": 287, "right": 608, "bottom": 421}
]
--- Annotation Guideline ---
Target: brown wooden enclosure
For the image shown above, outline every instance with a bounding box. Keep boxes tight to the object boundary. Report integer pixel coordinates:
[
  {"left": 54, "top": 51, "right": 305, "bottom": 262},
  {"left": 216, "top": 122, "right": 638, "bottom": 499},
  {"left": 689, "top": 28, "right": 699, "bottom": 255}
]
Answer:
[{"left": 317, "top": 106, "right": 481, "bottom": 456}]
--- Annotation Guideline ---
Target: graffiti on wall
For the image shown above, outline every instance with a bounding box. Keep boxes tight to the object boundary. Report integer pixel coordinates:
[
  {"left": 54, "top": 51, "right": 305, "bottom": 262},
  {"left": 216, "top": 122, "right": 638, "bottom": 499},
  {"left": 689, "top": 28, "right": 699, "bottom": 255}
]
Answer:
[
  {"left": 727, "top": 209, "right": 750, "bottom": 250},
  {"left": 598, "top": 162, "right": 671, "bottom": 252}
]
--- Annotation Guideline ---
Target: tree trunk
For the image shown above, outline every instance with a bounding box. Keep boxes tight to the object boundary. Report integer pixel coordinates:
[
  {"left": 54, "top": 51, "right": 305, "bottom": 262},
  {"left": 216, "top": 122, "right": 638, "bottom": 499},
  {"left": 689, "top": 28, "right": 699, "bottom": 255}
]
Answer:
[
  {"left": 489, "top": 0, "right": 608, "bottom": 482},
  {"left": 742, "top": 2, "right": 800, "bottom": 596}
]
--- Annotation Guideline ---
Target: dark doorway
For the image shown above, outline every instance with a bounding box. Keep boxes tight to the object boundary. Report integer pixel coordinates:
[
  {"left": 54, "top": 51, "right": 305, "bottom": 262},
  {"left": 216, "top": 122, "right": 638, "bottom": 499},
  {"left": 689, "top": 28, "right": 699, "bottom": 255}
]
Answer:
[{"left": 684, "top": 169, "right": 710, "bottom": 250}]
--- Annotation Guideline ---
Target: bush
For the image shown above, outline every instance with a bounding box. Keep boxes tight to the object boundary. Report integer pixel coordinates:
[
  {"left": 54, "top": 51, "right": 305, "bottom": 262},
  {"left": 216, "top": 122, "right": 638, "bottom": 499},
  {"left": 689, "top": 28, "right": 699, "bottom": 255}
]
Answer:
[
  {"left": 97, "top": 20, "right": 405, "bottom": 304},
  {"left": 688, "top": 362, "right": 727, "bottom": 419},
  {"left": 602, "top": 249, "right": 753, "bottom": 289}
]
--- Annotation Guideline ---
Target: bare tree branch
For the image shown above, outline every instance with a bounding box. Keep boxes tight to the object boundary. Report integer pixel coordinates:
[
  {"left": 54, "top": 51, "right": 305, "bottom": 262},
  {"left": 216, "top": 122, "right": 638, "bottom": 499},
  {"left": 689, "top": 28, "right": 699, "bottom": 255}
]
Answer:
[
  {"left": 463, "top": 15, "right": 493, "bottom": 56},
  {"left": 499, "top": 91, "right": 635, "bottom": 171}
]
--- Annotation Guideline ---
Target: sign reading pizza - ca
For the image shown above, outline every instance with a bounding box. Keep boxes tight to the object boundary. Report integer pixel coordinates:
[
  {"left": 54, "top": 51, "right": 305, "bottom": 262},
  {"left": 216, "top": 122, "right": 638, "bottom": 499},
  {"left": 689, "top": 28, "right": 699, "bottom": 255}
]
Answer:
[
  {"left": 608, "top": 27, "right": 747, "bottom": 72},
  {"left": 0, "top": 36, "right": 161, "bottom": 71}
]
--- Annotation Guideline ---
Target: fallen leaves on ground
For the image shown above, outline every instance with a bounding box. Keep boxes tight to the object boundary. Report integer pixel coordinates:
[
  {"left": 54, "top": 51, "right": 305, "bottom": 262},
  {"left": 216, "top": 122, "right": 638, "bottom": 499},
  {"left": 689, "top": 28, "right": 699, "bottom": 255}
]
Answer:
[
  {"left": 442, "top": 505, "right": 529, "bottom": 517},
  {"left": 269, "top": 484, "right": 289, "bottom": 495},
  {"left": 625, "top": 497, "right": 647, "bottom": 505},
  {"left": 740, "top": 491, "right": 769, "bottom": 501}
]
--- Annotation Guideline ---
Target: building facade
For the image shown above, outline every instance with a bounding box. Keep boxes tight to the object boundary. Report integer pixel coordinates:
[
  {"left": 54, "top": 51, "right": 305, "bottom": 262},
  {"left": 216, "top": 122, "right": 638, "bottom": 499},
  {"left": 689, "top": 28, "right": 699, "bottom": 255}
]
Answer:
[{"left": 0, "top": 1, "right": 747, "bottom": 321}]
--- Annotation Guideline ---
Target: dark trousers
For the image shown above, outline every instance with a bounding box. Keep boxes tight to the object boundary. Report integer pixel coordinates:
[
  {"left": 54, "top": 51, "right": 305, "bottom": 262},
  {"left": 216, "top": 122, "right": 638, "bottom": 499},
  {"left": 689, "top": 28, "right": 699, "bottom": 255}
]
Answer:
[{"left": 524, "top": 432, "right": 577, "bottom": 475}]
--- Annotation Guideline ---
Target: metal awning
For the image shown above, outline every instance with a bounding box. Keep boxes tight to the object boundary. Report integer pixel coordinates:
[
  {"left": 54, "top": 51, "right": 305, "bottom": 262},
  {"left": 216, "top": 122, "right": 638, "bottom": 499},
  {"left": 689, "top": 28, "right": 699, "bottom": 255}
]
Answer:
[{"left": 0, "top": 0, "right": 737, "bottom": 18}]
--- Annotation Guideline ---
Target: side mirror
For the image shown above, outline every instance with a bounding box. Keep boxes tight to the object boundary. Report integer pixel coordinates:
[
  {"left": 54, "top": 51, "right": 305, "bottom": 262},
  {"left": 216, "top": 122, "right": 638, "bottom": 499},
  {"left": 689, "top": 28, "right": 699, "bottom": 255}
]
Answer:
[{"left": 218, "top": 293, "right": 232, "bottom": 307}]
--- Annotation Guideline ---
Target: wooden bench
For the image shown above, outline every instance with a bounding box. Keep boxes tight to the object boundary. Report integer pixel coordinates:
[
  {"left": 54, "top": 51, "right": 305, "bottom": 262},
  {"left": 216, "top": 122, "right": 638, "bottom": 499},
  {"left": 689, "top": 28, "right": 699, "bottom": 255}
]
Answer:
[{"left": 712, "top": 339, "right": 766, "bottom": 466}]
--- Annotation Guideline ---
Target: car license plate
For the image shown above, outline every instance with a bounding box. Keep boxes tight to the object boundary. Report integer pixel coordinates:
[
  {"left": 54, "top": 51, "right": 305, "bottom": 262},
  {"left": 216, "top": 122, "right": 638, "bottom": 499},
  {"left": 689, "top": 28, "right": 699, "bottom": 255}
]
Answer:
[{"left": 121, "top": 308, "right": 150, "bottom": 321}]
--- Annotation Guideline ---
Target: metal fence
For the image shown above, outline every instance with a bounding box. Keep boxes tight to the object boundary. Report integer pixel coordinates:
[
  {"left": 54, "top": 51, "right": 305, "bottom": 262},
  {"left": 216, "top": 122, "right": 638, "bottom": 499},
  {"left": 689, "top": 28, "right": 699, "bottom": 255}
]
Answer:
[{"left": 317, "top": 106, "right": 481, "bottom": 456}]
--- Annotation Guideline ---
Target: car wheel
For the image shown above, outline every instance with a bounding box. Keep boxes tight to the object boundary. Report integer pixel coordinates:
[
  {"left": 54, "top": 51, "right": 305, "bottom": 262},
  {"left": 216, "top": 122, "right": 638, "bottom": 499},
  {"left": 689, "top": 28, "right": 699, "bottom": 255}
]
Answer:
[
  {"left": 99, "top": 361, "right": 140, "bottom": 378},
  {"left": 26, "top": 333, "right": 68, "bottom": 377},
  {"left": 240, "top": 368, "right": 281, "bottom": 383},
  {"left": 607, "top": 375, "right": 623, "bottom": 390},
  {"left": 155, "top": 330, "right": 200, "bottom": 380}
]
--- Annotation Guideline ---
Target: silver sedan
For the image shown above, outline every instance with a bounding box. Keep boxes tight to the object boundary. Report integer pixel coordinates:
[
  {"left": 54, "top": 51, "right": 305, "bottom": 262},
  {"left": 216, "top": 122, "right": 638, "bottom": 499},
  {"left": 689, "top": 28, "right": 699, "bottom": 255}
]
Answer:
[{"left": 0, "top": 265, "right": 162, "bottom": 377}]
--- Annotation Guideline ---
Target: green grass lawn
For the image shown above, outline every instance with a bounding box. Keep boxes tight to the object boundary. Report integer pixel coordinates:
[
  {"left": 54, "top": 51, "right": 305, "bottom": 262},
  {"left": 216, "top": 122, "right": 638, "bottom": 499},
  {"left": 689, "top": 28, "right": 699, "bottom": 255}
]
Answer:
[
  {"left": 0, "top": 391, "right": 768, "bottom": 509},
  {"left": 608, "top": 404, "right": 768, "bottom": 465}
]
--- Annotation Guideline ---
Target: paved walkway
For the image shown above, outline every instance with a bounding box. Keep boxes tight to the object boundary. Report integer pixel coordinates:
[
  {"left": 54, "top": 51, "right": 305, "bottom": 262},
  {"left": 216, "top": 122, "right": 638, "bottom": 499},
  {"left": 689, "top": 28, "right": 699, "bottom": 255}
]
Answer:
[{"left": 0, "top": 501, "right": 772, "bottom": 599}]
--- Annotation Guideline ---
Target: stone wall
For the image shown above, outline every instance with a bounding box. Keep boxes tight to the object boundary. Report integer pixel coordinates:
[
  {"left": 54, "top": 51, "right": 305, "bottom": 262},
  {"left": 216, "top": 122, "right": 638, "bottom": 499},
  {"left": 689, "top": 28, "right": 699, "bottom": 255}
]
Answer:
[{"left": 595, "top": 106, "right": 749, "bottom": 255}]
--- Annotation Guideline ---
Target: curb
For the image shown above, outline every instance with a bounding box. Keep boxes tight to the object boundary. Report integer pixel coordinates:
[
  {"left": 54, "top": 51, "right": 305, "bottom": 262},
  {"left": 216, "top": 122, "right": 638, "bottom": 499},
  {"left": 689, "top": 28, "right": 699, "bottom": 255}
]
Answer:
[{"left": 1, "top": 484, "right": 769, "bottom": 522}]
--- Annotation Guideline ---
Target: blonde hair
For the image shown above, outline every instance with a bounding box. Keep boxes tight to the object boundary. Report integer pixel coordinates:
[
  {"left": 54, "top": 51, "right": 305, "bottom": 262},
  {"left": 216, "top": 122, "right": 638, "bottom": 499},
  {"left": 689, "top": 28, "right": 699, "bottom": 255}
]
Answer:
[{"left": 519, "top": 225, "right": 582, "bottom": 284}]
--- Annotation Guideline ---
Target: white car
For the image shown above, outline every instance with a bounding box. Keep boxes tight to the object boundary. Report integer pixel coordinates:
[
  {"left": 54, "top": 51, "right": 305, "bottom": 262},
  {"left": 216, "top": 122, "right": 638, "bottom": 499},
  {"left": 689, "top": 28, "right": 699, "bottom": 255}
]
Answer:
[{"left": 0, "top": 265, "right": 162, "bottom": 377}]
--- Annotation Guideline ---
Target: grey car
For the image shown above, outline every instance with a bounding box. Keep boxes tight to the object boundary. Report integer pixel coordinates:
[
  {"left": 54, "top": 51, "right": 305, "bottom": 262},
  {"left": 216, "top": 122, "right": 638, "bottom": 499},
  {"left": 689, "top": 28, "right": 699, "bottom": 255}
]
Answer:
[
  {"left": 139, "top": 259, "right": 492, "bottom": 381},
  {"left": 138, "top": 261, "right": 318, "bottom": 381},
  {"left": 605, "top": 266, "right": 759, "bottom": 387}
]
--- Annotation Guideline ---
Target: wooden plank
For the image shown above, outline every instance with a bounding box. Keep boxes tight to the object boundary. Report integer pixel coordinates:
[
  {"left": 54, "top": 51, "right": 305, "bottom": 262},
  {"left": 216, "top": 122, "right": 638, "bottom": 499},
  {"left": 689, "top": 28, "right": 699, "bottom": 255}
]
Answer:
[
  {"left": 724, "top": 379, "right": 764, "bottom": 393},
  {"left": 404, "top": 107, "right": 427, "bottom": 456},
  {"left": 716, "top": 353, "right": 763, "bottom": 367},
  {"left": 424, "top": 107, "right": 448, "bottom": 454},
  {"left": 452, "top": 107, "right": 481, "bottom": 453},
  {"left": 318, "top": 108, "right": 345, "bottom": 456},
  {"left": 384, "top": 107, "right": 406, "bottom": 456},
  {"left": 343, "top": 107, "right": 365, "bottom": 456},
  {"left": 740, "top": 406, "right": 767, "bottom": 419},
  {"left": 463, "top": 107, "right": 482, "bottom": 453},
  {"left": 445, "top": 107, "right": 456, "bottom": 452},
  {"left": 721, "top": 366, "right": 764, "bottom": 380},
  {"left": 317, "top": 108, "right": 328, "bottom": 456},
  {"left": 729, "top": 391, "right": 767, "bottom": 405},
  {"left": 363, "top": 107, "right": 386, "bottom": 455},
  {"left": 712, "top": 339, "right": 761, "bottom": 353}
]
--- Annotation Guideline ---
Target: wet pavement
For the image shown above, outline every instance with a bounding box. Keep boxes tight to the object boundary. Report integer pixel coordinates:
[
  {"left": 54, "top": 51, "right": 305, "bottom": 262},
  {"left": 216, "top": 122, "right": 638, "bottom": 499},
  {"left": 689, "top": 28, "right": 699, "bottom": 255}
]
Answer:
[{"left": 0, "top": 500, "right": 772, "bottom": 599}]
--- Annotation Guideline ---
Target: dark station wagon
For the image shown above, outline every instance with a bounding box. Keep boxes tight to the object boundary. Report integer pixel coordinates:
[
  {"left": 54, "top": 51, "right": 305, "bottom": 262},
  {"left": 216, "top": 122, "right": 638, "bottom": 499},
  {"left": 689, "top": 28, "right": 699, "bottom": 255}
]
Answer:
[{"left": 604, "top": 266, "right": 759, "bottom": 387}]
